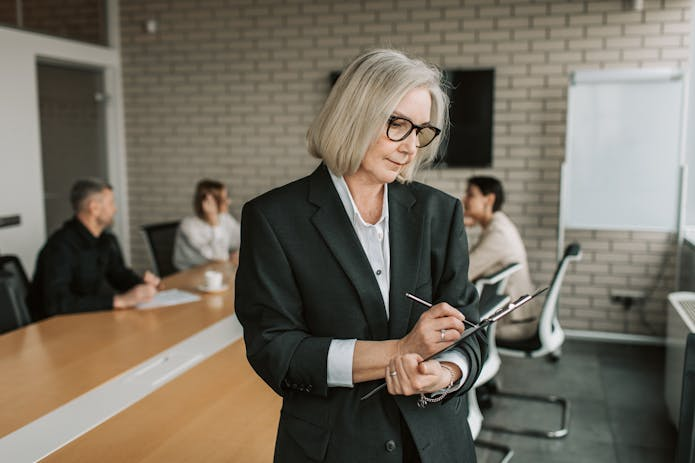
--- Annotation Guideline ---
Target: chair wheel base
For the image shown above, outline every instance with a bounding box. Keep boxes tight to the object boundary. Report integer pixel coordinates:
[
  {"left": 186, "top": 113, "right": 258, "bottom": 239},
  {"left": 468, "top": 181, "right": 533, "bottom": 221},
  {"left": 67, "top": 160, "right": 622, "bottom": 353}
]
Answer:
[
  {"left": 549, "top": 348, "right": 562, "bottom": 362},
  {"left": 482, "top": 390, "right": 570, "bottom": 439},
  {"left": 475, "top": 438, "right": 514, "bottom": 463}
]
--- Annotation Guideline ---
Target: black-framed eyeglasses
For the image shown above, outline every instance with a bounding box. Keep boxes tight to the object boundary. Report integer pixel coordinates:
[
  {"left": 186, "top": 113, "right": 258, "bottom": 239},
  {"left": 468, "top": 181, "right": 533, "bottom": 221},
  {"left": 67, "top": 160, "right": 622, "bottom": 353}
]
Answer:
[{"left": 386, "top": 116, "right": 441, "bottom": 148}]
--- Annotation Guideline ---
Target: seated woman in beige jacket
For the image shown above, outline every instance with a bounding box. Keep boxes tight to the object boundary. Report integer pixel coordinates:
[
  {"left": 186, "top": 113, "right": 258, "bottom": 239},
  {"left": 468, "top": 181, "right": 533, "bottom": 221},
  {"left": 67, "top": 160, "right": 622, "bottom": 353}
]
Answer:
[{"left": 463, "top": 176, "right": 539, "bottom": 342}]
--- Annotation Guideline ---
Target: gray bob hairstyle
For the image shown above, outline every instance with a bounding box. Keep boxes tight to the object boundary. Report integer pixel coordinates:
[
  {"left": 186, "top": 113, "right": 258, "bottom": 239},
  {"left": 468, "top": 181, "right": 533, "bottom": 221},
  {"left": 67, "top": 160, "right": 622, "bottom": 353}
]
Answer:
[{"left": 306, "top": 48, "right": 449, "bottom": 183}]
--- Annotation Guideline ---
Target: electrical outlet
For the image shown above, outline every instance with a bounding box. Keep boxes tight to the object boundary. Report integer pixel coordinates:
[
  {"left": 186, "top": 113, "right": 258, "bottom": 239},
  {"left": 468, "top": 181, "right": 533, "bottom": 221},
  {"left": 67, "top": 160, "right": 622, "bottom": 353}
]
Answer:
[{"left": 610, "top": 289, "right": 646, "bottom": 310}]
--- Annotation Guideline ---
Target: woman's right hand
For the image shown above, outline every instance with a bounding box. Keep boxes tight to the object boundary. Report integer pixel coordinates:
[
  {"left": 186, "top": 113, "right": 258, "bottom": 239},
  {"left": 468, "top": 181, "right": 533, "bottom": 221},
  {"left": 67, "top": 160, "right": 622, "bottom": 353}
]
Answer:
[{"left": 396, "top": 303, "right": 467, "bottom": 359}]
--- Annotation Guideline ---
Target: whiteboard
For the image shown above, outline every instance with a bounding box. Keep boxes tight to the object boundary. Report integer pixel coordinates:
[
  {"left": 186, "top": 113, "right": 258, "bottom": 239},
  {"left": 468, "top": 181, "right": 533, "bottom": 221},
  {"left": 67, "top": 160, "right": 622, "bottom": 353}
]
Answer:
[{"left": 563, "top": 69, "right": 685, "bottom": 232}]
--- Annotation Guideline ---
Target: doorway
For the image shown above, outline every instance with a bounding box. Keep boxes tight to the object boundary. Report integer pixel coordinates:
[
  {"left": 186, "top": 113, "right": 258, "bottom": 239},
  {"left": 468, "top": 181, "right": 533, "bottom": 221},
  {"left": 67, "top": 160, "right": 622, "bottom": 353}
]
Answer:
[{"left": 36, "top": 62, "right": 108, "bottom": 236}]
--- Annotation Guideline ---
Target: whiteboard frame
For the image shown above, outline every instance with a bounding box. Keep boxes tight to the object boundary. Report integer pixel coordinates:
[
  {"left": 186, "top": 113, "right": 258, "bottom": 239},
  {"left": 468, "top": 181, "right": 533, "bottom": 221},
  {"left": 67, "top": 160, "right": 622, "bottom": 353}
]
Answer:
[{"left": 558, "top": 68, "right": 689, "bottom": 260}]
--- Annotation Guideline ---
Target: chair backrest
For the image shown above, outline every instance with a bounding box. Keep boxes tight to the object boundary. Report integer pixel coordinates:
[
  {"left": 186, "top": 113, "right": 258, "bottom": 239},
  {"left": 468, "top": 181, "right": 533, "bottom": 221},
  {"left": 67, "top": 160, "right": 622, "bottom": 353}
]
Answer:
[
  {"left": 141, "top": 221, "right": 180, "bottom": 277},
  {"left": 473, "top": 263, "right": 521, "bottom": 385},
  {"left": 537, "top": 243, "right": 582, "bottom": 346},
  {"left": 474, "top": 262, "right": 522, "bottom": 318},
  {"left": 0, "top": 255, "right": 31, "bottom": 334}
]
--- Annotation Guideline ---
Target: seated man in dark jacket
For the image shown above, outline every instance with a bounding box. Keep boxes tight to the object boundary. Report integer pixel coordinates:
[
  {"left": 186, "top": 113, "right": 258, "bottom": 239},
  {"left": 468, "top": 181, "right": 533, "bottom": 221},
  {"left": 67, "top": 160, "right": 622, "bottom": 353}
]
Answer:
[{"left": 28, "top": 178, "right": 160, "bottom": 321}]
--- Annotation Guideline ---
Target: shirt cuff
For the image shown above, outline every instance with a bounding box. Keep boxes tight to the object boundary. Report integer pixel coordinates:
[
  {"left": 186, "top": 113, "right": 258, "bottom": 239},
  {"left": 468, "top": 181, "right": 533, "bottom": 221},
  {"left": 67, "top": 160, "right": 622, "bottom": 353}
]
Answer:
[
  {"left": 431, "top": 350, "right": 470, "bottom": 396},
  {"left": 327, "top": 339, "right": 356, "bottom": 388}
]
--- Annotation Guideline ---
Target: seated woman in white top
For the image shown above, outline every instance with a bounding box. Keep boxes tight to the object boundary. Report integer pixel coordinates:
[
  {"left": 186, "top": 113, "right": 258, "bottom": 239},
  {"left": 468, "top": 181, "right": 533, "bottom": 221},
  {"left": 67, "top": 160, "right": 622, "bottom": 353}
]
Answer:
[
  {"left": 463, "top": 176, "right": 539, "bottom": 342},
  {"left": 173, "top": 179, "right": 241, "bottom": 270}
]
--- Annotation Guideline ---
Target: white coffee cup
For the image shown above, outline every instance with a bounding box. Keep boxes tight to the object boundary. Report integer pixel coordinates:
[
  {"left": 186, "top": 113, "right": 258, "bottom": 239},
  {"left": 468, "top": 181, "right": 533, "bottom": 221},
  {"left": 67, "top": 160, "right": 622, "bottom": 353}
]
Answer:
[{"left": 204, "top": 270, "right": 223, "bottom": 290}]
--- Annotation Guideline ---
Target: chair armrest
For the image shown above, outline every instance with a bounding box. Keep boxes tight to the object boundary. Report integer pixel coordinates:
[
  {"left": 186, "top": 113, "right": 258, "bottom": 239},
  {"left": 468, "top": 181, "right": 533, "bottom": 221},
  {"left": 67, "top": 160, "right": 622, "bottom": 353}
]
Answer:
[
  {"left": 507, "top": 316, "right": 537, "bottom": 325},
  {"left": 474, "top": 262, "right": 522, "bottom": 295},
  {"left": 479, "top": 294, "right": 511, "bottom": 319}
]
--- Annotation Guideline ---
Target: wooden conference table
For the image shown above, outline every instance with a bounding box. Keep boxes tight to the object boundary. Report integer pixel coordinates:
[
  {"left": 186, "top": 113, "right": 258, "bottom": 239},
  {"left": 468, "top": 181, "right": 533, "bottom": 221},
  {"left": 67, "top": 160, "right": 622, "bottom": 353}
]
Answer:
[{"left": 0, "top": 262, "right": 281, "bottom": 461}]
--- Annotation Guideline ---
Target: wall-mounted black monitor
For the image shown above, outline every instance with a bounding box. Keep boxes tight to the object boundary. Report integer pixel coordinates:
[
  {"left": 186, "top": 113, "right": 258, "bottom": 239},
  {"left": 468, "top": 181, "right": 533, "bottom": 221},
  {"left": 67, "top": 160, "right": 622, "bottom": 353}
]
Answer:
[
  {"left": 436, "top": 69, "right": 494, "bottom": 168},
  {"left": 328, "top": 68, "right": 495, "bottom": 168}
]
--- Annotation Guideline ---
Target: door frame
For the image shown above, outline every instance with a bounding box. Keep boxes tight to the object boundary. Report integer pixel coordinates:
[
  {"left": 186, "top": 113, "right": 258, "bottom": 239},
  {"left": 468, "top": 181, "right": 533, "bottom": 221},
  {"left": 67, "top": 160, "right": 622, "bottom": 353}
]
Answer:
[{"left": 0, "top": 1, "right": 131, "bottom": 272}]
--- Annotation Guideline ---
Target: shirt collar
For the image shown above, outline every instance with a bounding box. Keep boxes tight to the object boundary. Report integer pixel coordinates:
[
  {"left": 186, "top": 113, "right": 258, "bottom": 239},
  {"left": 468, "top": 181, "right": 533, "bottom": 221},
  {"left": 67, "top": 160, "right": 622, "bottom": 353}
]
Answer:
[{"left": 329, "top": 170, "right": 389, "bottom": 227}]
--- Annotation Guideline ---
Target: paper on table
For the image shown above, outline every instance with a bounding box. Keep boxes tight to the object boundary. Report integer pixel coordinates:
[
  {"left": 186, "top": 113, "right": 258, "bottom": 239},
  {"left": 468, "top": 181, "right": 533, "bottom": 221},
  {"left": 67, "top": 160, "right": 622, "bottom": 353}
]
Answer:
[{"left": 136, "top": 289, "right": 202, "bottom": 310}]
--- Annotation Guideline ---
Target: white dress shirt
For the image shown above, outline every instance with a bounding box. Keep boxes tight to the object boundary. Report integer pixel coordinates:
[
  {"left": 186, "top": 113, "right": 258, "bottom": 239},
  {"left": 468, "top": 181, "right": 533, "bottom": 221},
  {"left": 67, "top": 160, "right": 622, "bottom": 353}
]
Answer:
[
  {"left": 327, "top": 173, "right": 468, "bottom": 392},
  {"left": 173, "top": 212, "right": 241, "bottom": 270}
]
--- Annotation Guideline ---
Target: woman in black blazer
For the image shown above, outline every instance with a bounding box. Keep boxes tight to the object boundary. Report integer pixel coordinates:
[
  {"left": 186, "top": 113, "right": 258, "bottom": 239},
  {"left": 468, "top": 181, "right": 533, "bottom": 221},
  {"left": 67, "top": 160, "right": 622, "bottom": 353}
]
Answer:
[{"left": 235, "top": 49, "right": 486, "bottom": 463}]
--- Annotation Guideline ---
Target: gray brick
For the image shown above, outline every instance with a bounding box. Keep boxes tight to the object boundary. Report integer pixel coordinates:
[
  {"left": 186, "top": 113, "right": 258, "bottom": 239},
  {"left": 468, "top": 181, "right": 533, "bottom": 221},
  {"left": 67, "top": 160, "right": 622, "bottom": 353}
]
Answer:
[{"left": 119, "top": 0, "right": 688, "bottom": 335}]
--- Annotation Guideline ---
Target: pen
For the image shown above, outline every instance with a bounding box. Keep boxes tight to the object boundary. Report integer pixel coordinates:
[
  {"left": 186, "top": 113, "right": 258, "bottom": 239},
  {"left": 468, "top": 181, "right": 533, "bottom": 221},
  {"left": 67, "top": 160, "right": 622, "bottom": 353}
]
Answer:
[
  {"left": 361, "top": 293, "right": 482, "bottom": 402},
  {"left": 405, "top": 292, "right": 477, "bottom": 328}
]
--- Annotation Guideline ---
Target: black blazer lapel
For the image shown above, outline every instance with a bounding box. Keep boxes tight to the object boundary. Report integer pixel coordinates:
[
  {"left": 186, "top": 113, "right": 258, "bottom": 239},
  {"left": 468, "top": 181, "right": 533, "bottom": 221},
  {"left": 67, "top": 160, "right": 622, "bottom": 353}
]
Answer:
[
  {"left": 387, "top": 182, "right": 421, "bottom": 339},
  {"left": 308, "top": 165, "right": 389, "bottom": 340}
]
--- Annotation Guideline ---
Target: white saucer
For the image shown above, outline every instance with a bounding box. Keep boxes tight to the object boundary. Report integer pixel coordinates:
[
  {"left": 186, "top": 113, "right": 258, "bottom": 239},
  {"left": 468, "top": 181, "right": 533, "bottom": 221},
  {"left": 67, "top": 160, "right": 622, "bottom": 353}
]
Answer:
[{"left": 197, "top": 284, "right": 229, "bottom": 294}]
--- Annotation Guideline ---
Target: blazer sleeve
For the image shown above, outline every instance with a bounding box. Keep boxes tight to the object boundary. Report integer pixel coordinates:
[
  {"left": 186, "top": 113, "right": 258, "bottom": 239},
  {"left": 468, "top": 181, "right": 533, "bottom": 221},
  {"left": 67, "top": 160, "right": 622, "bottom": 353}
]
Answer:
[
  {"left": 235, "top": 200, "right": 332, "bottom": 398},
  {"left": 433, "top": 200, "right": 487, "bottom": 396}
]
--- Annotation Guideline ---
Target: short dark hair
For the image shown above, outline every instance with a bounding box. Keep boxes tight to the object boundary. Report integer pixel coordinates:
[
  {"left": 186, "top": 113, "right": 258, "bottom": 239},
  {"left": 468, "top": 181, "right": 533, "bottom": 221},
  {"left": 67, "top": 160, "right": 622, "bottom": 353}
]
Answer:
[
  {"left": 70, "top": 178, "right": 112, "bottom": 213},
  {"left": 193, "top": 179, "right": 226, "bottom": 219},
  {"left": 468, "top": 176, "right": 505, "bottom": 212}
]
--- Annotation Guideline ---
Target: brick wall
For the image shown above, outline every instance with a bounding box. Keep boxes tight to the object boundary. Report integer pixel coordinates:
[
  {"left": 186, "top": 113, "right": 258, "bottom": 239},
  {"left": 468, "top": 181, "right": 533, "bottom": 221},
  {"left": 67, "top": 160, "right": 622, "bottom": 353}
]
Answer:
[
  {"left": 22, "top": 0, "right": 107, "bottom": 44},
  {"left": 119, "top": 0, "right": 691, "bottom": 336},
  {"left": 0, "top": 2, "right": 17, "bottom": 26}
]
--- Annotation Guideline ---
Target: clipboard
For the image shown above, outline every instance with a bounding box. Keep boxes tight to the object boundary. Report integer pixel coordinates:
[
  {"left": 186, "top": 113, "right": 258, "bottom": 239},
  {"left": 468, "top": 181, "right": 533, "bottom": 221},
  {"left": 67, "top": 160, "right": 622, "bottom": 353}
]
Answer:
[{"left": 360, "top": 287, "right": 548, "bottom": 401}]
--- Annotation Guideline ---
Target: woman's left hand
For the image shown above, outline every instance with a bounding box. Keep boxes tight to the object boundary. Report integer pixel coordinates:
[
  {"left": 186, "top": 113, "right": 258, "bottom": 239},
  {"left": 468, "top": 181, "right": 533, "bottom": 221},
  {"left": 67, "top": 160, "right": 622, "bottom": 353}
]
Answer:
[{"left": 385, "top": 354, "right": 451, "bottom": 396}]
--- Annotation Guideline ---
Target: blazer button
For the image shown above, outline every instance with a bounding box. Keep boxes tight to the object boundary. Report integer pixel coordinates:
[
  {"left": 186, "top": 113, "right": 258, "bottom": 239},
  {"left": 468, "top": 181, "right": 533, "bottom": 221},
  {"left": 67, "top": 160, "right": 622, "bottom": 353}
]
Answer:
[{"left": 385, "top": 440, "right": 396, "bottom": 452}]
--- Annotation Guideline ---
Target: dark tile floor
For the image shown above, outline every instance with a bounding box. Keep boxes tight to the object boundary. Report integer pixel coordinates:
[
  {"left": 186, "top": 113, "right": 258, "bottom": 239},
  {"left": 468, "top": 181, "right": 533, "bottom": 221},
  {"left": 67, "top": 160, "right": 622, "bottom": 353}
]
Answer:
[{"left": 474, "top": 339, "right": 677, "bottom": 463}]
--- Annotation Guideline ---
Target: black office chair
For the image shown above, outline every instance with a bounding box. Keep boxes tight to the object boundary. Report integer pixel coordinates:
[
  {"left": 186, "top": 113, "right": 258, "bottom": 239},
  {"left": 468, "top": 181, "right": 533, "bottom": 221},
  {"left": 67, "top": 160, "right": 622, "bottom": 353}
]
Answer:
[
  {"left": 481, "top": 243, "right": 582, "bottom": 439},
  {"left": 141, "top": 221, "right": 180, "bottom": 277},
  {"left": 0, "top": 255, "right": 32, "bottom": 334},
  {"left": 475, "top": 263, "right": 522, "bottom": 318}
]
